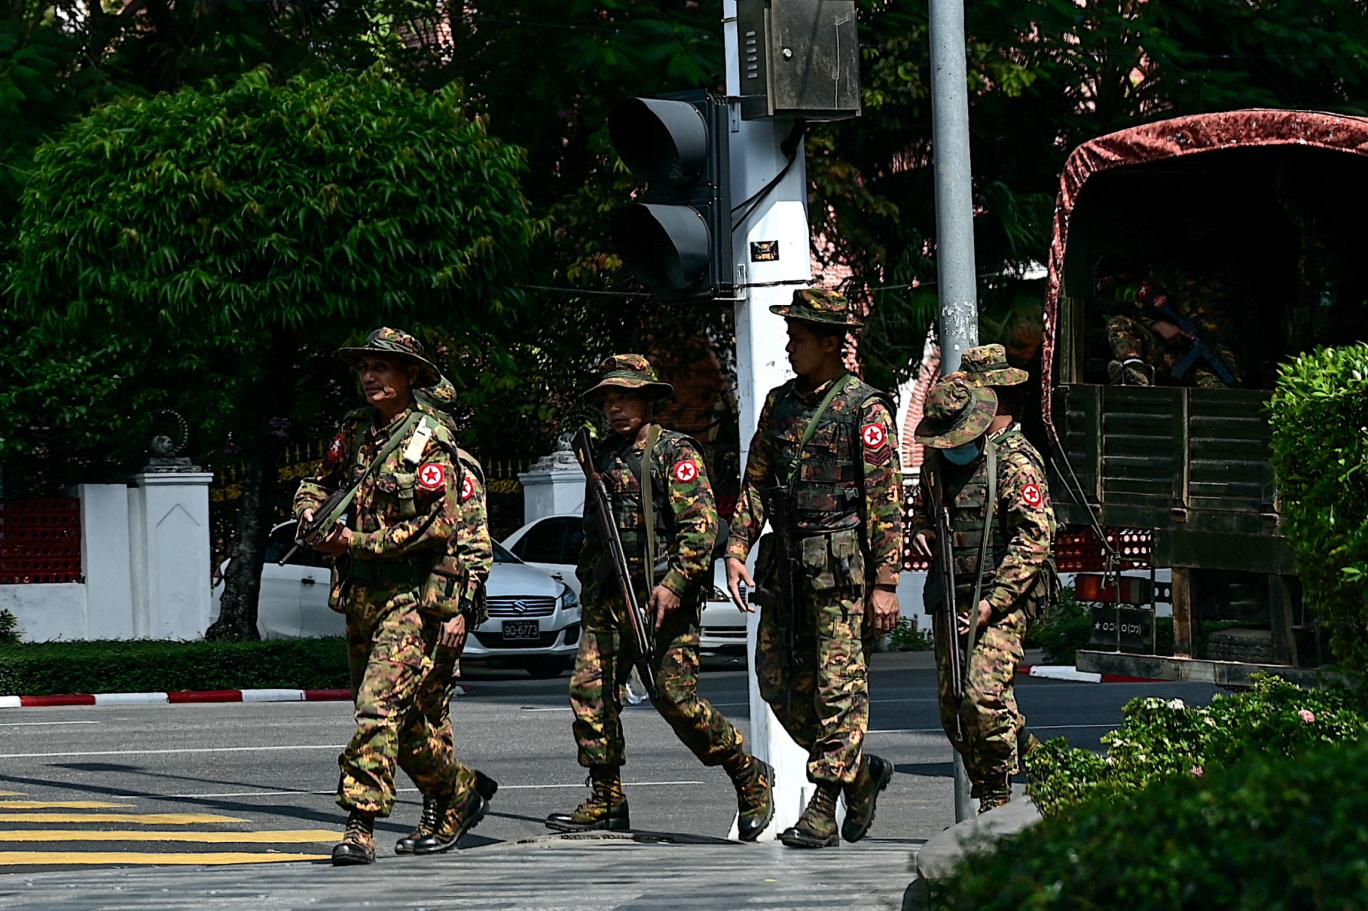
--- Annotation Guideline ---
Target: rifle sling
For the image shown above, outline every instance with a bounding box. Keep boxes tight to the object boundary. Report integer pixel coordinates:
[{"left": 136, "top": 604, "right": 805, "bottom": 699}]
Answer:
[
  {"left": 632, "top": 424, "right": 663, "bottom": 592},
  {"left": 322, "top": 411, "right": 425, "bottom": 531},
  {"left": 963, "top": 439, "right": 998, "bottom": 686},
  {"left": 782, "top": 373, "right": 851, "bottom": 490}
]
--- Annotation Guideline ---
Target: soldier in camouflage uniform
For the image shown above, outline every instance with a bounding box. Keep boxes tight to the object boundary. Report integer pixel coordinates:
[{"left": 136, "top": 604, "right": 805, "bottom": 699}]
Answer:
[
  {"left": 910, "top": 376, "right": 1056, "bottom": 813},
  {"left": 545, "top": 355, "right": 774, "bottom": 840},
  {"left": 724, "top": 289, "right": 904, "bottom": 849},
  {"left": 293, "top": 328, "right": 492, "bottom": 864}
]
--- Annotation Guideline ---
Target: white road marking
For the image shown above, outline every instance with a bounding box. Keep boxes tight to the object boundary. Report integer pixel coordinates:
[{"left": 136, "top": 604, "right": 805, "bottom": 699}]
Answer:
[
  {"left": 0, "top": 744, "right": 343, "bottom": 760},
  {"left": 868, "top": 723, "right": 1116, "bottom": 735},
  {"left": 127, "top": 781, "right": 705, "bottom": 800},
  {"left": 0, "top": 721, "right": 100, "bottom": 727}
]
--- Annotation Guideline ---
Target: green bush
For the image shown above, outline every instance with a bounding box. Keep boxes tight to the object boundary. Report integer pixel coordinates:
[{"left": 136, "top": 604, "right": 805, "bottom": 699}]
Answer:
[
  {"left": 0, "top": 639, "right": 350, "bottom": 695},
  {"left": 0, "top": 610, "right": 19, "bottom": 646},
  {"left": 935, "top": 737, "right": 1368, "bottom": 910},
  {"left": 1026, "top": 674, "right": 1368, "bottom": 817},
  {"left": 1269, "top": 344, "right": 1368, "bottom": 683},
  {"left": 891, "top": 617, "right": 932, "bottom": 652},
  {"left": 1024, "top": 586, "right": 1088, "bottom": 662}
]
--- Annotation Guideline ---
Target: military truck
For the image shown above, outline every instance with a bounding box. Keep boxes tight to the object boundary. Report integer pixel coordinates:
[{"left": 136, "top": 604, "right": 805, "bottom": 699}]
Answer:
[{"left": 1042, "top": 109, "right": 1368, "bottom": 685}]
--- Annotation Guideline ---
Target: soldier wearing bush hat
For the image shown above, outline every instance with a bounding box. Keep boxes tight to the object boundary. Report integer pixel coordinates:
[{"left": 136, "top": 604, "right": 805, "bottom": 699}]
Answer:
[
  {"left": 910, "top": 376, "right": 1055, "bottom": 813},
  {"left": 294, "top": 326, "right": 493, "bottom": 865},
  {"left": 547, "top": 354, "right": 774, "bottom": 841},
  {"left": 724, "top": 287, "right": 904, "bottom": 849}
]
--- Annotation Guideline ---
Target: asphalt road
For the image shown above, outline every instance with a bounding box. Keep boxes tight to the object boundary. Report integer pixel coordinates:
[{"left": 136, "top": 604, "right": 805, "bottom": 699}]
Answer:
[{"left": 0, "top": 651, "right": 1217, "bottom": 876}]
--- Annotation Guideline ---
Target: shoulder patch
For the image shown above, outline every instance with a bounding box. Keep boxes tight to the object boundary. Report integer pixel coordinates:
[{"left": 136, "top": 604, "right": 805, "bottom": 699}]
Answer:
[
  {"left": 1021, "top": 483, "right": 1044, "bottom": 508},
  {"left": 861, "top": 422, "right": 888, "bottom": 449},
  {"left": 417, "top": 462, "right": 446, "bottom": 491},
  {"left": 460, "top": 473, "right": 478, "bottom": 502},
  {"left": 672, "top": 459, "right": 699, "bottom": 483}
]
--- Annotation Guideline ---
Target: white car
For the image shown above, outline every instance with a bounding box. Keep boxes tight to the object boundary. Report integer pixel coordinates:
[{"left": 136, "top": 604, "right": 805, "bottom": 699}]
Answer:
[
  {"left": 502, "top": 514, "right": 748, "bottom": 651},
  {"left": 212, "top": 521, "right": 581, "bottom": 677}
]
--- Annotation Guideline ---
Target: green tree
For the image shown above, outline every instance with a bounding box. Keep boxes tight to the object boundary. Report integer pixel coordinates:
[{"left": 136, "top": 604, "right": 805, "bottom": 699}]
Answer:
[{"left": 7, "top": 66, "right": 540, "bottom": 639}]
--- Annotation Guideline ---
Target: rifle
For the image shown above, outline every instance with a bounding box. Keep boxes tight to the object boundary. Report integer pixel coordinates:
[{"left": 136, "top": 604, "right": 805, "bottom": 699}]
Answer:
[
  {"left": 935, "top": 505, "right": 965, "bottom": 740},
  {"left": 753, "top": 486, "right": 800, "bottom": 714},
  {"left": 1137, "top": 282, "right": 1238, "bottom": 386},
  {"left": 571, "top": 427, "right": 657, "bottom": 698}
]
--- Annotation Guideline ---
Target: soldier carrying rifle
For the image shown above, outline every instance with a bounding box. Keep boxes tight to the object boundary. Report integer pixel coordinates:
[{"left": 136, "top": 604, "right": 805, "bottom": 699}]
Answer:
[
  {"left": 545, "top": 355, "right": 774, "bottom": 839},
  {"left": 724, "top": 289, "right": 904, "bottom": 849},
  {"left": 910, "top": 366, "right": 1055, "bottom": 815}
]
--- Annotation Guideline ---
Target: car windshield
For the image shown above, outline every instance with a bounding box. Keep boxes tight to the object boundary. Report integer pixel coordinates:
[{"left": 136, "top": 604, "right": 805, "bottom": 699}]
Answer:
[{"left": 493, "top": 541, "right": 519, "bottom": 564}]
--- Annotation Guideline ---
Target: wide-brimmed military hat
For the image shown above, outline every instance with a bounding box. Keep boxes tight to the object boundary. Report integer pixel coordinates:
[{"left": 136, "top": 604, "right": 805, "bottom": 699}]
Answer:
[
  {"left": 336, "top": 327, "right": 442, "bottom": 388},
  {"left": 957, "top": 343, "right": 1029, "bottom": 387},
  {"left": 914, "top": 377, "right": 998, "bottom": 449},
  {"left": 768, "top": 288, "right": 864, "bottom": 329},
  {"left": 582, "top": 354, "right": 674, "bottom": 403}
]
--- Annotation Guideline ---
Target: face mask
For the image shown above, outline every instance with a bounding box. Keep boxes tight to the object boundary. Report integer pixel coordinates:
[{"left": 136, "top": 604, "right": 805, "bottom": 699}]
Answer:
[{"left": 942, "top": 440, "right": 983, "bottom": 465}]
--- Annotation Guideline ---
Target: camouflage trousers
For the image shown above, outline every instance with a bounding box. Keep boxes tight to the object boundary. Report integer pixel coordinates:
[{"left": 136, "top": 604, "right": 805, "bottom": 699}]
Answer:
[
  {"left": 1106, "top": 315, "right": 1241, "bottom": 388},
  {"left": 570, "top": 594, "right": 744, "bottom": 769},
  {"left": 756, "top": 585, "right": 869, "bottom": 786},
  {"left": 933, "top": 603, "right": 1028, "bottom": 796},
  {"left": 339, "top": 582, "right": 474, "bottom": 817}
]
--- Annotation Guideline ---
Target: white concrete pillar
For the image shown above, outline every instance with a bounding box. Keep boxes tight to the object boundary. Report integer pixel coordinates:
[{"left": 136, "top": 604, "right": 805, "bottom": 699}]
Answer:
[
  {"left": 128, "top": 471, "right": 214, "bottom": 640},
  {"left": 78, "top": 484, "right": 134, "bottom": 640},
  {"left": 518, "top": 450, "right": 586, "bottom": 525}
]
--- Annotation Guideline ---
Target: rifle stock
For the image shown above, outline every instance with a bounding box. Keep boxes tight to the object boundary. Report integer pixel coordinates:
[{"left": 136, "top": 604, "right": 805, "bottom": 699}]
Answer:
[{"left": 572, "top": 428, "right": 657, "bottom": 698}]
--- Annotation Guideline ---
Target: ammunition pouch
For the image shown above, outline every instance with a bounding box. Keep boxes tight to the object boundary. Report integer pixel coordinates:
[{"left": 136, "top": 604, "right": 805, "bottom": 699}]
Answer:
[{"left": 799, "top": 528, "right": 866, "bottom": 592}]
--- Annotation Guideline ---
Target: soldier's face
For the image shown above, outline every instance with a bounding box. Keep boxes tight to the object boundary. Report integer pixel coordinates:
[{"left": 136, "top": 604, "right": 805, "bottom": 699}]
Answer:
[
  {"left": 357, "top": 356, "right": 417, "bottom": 410},
  {"left": 786, "top": 322, "right": 841, "bottom": 377},
  {"left": 601, "top": 389, "right": 651, "bottom": 437}
]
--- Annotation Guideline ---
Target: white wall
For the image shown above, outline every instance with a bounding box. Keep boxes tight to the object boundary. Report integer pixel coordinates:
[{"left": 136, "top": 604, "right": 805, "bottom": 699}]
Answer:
[{"left": 0, "top": 583, "right": 86, "bottom": 643}]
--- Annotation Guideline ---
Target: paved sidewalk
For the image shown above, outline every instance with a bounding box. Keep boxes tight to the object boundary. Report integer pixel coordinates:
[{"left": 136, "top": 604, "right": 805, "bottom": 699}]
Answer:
[{"left": 0, "top": 831, "right": 922, "bottom": 910}]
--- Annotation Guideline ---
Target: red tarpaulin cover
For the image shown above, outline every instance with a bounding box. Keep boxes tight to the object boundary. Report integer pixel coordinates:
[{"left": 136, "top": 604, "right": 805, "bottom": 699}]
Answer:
[{"left": 1040, "top": 108, "right": 1368, "bottom": 434}]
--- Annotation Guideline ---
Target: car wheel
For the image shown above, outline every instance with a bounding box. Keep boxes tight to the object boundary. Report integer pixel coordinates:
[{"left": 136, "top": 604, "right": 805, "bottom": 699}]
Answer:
[{"left": 525, "top": 657, "right": 571, "bottom": 679}]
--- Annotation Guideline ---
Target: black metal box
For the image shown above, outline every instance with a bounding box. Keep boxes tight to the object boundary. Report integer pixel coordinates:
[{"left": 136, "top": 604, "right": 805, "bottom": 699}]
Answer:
[{"left": 736, "top": 0, "right": 861, "bottom": 121}]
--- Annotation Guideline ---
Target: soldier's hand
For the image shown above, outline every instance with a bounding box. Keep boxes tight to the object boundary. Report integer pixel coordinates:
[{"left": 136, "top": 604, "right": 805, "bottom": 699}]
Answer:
[
  {"left": 1153, "top": 321, "right": 1189, "bottom": 343},
  {"left": 649, "top": 584, "right": 682, "bottom": 630},
  {"left": 868, "top": 586, "right": 900, "bottom": 636},
  {"left": 313, "top": 524, "right": 352, "bottom": 556},
  {"left": 439, "top": 614, "right": 468, "bottom": 654},
  {"left": 301, "top": 509, "right": 315, "bottom": 527},
  {"left": 957, "top": 599, "right": 993, "bottom": 635},
  {"left": 911, "top": 529, "right": 936, "bottom": 559},
  {"left": 725, "top": 557, "right": 755, "bottom": 613}
]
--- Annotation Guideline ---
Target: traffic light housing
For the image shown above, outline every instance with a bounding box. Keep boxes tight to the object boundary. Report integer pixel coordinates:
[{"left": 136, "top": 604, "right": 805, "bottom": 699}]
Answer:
[{"left": 608, "top": 91, "right": 732, "bottom": 300}]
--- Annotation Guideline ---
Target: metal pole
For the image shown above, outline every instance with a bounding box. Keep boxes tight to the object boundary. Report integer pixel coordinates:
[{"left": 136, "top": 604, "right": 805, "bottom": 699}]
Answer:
[
  {"left": 723, "top": 0, "right": 817, "bottom": 841},
  {"left": 928, "top": 0, "right": 979, "bottom": 823},
  {"left": 929, "top": 0, "right": 979, "bottom": 376}
]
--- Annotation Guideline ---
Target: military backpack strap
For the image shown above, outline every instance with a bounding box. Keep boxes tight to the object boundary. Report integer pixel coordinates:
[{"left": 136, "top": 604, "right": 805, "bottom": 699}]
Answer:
[
  {"left": 961, "top": 439, "right": 998, "bottom": 686},
  {"left": 636, "top": 424, "right": 663, "bottom": 590}
]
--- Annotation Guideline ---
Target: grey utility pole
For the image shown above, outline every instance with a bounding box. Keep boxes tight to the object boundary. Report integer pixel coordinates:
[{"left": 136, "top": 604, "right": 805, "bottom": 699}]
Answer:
[
  {"left": 928, "top": 0, "right": 980, "bottom": 822},
  {"left": 929, "top": 0, "right": 980, "bottom": 376}
]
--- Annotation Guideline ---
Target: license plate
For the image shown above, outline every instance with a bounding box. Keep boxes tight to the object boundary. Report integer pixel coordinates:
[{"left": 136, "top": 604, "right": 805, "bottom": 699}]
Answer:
[{"left": 501, "top": 620, "right": 540, "bottom": 642}]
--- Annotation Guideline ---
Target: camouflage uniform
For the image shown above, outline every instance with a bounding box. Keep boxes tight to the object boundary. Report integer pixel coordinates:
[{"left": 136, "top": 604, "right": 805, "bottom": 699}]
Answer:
[
  {"left": 911, "top": 378, "right": 1055, "bottom": 807},
  {"left": 550, "top": 355, "right": 772, "bottom": 840},
  {"left": 1105, "top": 266, "right": 1244, "bottom": 388},
  {"left": 293, "top": 329, "right": 485, "bottom": 856},
  {"left": 727, "top": 291, "right": 905, "bottom": 792}
]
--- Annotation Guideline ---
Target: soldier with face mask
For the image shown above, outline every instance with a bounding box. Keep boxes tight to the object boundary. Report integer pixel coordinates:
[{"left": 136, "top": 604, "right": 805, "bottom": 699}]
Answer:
[{"left": 909, "top": 376, "right": 1055, "bottom": 813}]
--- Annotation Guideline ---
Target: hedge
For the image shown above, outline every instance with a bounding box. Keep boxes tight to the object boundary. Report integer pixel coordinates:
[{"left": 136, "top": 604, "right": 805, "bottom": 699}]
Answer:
[
  {"left": 1269, "top": 343, "right": 1368, "bottom": 683},
  {"left": 0, "top": 638, "right": 350, "bottom": 695},
  {"left": 1025, "top": 673, "right": 1368, "bottom": 817},
  {"left": 934, "top": 737, "right": 1368, "bottom": 910}
]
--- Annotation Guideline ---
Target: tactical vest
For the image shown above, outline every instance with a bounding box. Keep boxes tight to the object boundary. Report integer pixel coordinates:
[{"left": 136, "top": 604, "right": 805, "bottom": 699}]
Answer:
[
  {"left": 597, "top": 435, "right": 672, "bottom": 573},
  {"left": 768, "top": 376, "right": 891, "bottom": 535},
  {"left": 940, "top": 450, "right": 1011, "bottom": 590}
]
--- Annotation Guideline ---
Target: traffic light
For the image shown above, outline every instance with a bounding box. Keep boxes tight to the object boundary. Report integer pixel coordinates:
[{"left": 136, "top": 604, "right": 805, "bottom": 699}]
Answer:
[{"left": 608, "top": 90, "right": 732, "bottom": 300}]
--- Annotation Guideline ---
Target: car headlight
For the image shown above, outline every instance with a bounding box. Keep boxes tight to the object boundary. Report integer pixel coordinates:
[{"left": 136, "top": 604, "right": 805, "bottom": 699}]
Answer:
[
  {"left": 559, "top": 585, "right": 579, "bottom": 610},
  {"left": 710, "top": 586, "right": 729, "bottom": 603}
]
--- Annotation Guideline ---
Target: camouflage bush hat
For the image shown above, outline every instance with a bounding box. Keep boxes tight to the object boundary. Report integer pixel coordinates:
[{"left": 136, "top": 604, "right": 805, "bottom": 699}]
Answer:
[
  {"left": 769, "top": 288, "right": 864, "bottom": 329},
  {"left": 914, "top": 377, "right": 998, "bottom": 449},
  {"left": 957, "top": 343, "right": 1029, "bottom": 387},
  {"left": 582, "top": 354, "right": 674, "bottom": 403},
  {"left": 335, "top": 327, "right": 442, "bottom": 388}
]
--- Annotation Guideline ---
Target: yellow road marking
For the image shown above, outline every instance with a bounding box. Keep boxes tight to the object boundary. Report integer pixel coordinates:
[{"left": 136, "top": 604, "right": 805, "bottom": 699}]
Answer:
[
  {"left": 0, "top": 801, "right": 134, "bottom": 810},
  {"left": 0, "top": 830, "right": 337, "bottom": 844},
  {"left": 0, "top": 851, "right": 328, "bottom": 866},
  {"left": 0, "top": 812, "right": 244, "bottom": 825},
  {"left": 0, "top": 792, "right": 22, "bottom": 797}
]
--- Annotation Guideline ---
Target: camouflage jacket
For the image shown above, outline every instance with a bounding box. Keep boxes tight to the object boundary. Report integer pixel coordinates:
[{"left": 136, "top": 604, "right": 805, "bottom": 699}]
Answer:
[
  {"left": 451, "top": 445, "right": 494, "bottom": 607},
  {"left": 292, "top": 404, "right": 463, "bottom": 596},
  {"left": 576, "top": 426, "right": 719, "bottom": 605},
  {"left": 910, "top": 424, "right": 1055, "bottom": 616},
  {"left": 727, "top": 374, "right": 904, "bottom": 586}
]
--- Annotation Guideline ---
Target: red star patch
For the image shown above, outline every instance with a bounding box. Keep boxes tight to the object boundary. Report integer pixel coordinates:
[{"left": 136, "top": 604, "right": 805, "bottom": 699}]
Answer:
[
  {"left": 861, "top": 423, "right": 887, "bottom": 448},
  {"left": 322, "top": 432, "right": 346, "bottom": 469},
  {"left": 418, "top": 463, "right": 446, "bottom": 491},
  {"left": 1021, "top": 483, "right": 1043, "bottom": 507},
  {"left": 673, "top": 460, "right": 698, "bottom": 483},
  {"left": 460, "top": 475, "right": 476, "bottom": 502}
]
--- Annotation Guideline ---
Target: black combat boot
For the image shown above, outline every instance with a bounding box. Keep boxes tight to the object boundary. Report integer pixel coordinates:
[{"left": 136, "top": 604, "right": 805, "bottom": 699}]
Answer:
[
  {"left": 725, "top": 753, "right": 774, "bottom": 843},
  {"left": 331, "top": 810, "right": 376, "bottom": 866},
  {"left": 841, "top": 753, "right": 893, "bottom": 843},
  {"left": 395, "top": 771, "right": 498, "bottom": 855},
  {"left": 544, "top": 766, "right": 630, "bottom": 832},
  {"left": 412, "top": 785, "right": 489, "bottom": 855},
  {"left": 975, "top": 773, "right": 1012, "bottom": 815},
  {"left": 779, "top": 783, "right": 841, "bottom": 849}
]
